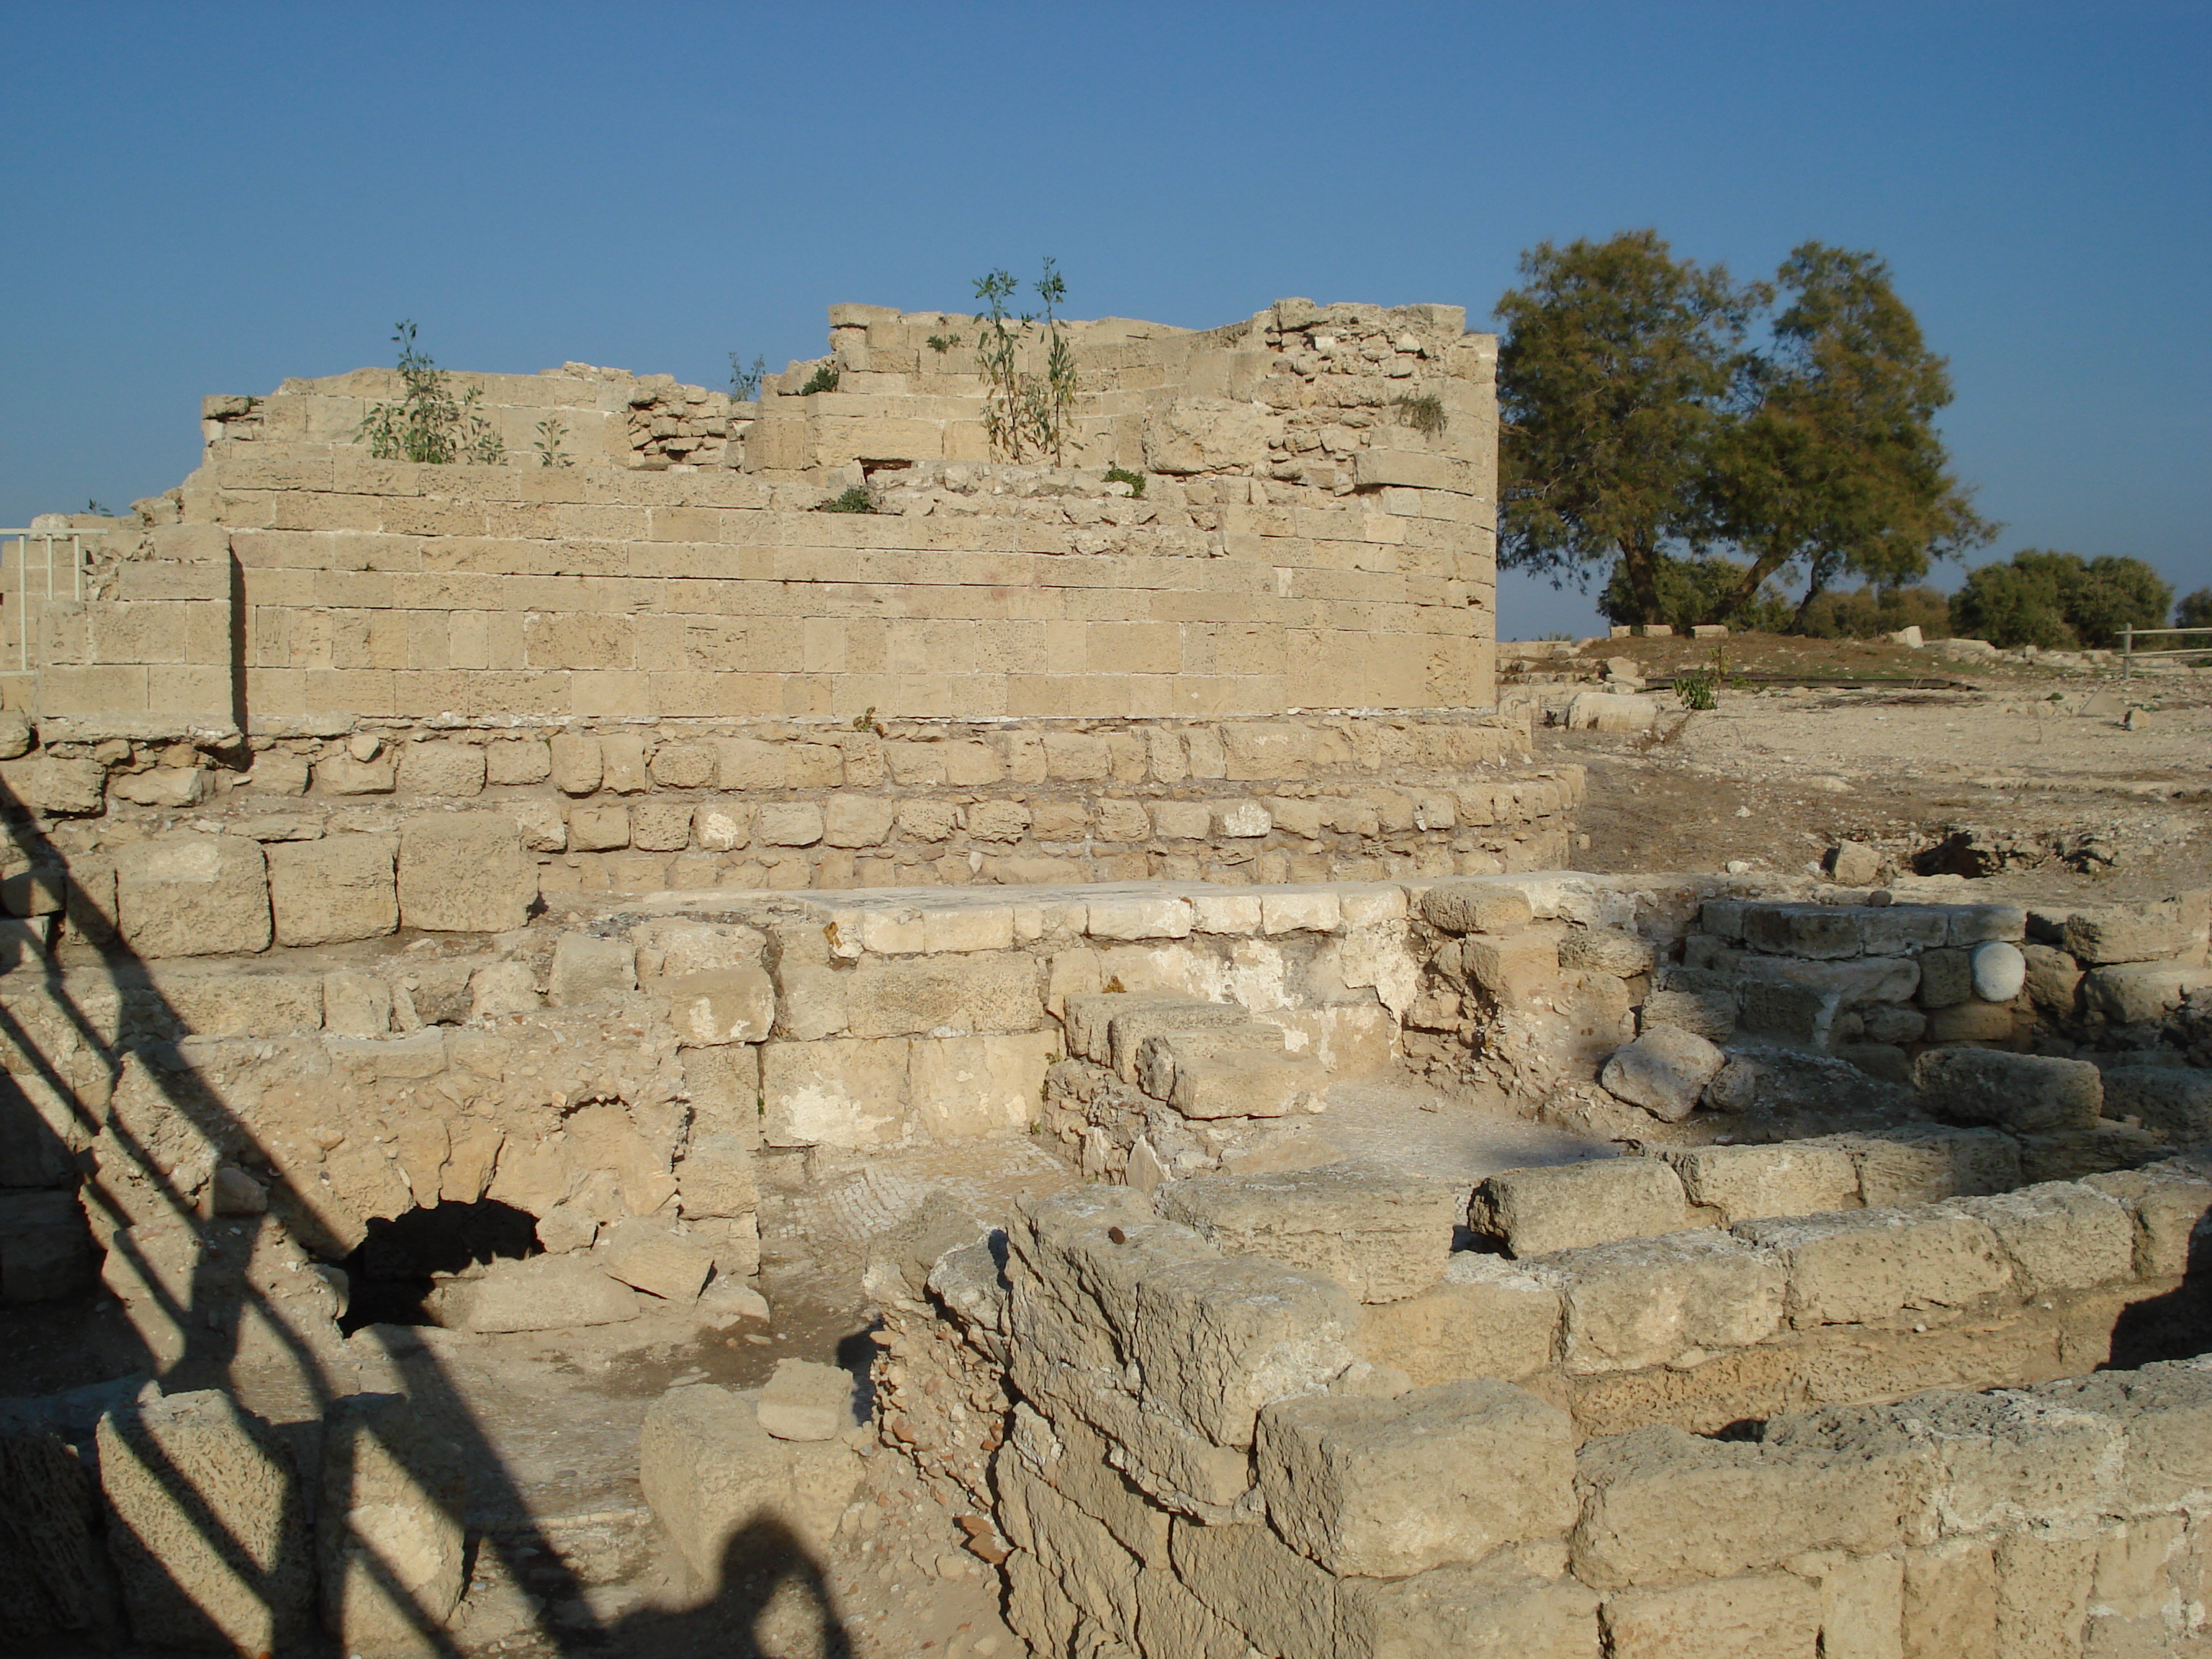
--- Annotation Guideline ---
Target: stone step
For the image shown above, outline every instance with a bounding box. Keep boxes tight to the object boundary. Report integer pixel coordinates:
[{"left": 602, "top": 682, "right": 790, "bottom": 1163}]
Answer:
[
  {"left": 1060, "top": 993, "right": 1253, "bottom": 1082},
  {"left": 1136, "top": 1028, "right": 1326, "bottom": 1120}
]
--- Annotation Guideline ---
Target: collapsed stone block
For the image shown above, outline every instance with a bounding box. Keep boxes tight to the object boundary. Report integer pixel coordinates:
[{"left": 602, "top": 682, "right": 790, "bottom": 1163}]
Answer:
[
  {"left": 1138, "top": 1028, "right": 1323, "bottom": 1119},
  {"left": 639, "top": 1385, "right": 861, "bottom": 1586},
  {"left": 0, "top": 1421, "right": 110, "bottom": 1638},
  {"left": 318, "top": 1393, "right": 467, "bottom": 1652},
  {"left": 1914, "top": 1048, "right": 2102, "bottom": 1133},
  {"left": 395, "top": 812, "right": 533, "bottom": 932},
  {"left": 1564, "top": 692, "right": 1658, "bottom": 732},
  {"left": 266, "top": 832, "right": 397, "bottom": 946},
  {"left": 1734, "top": 1206, "right": 2013, "bottom": 1328},
  {"left": 97, "top": 1390, "right": 313, "bottom": 1652},
  {"left": 548, "top": 931, "right": 638, "bottom": 1005},
  {"left": 1126, "top": 1254, "right": 1358, "bottom": 1447},
  {"left": 755, "top": 1358, "right": 858, "bottom": 1442},
  {"left": 2064, "top": 904, "right": 2194, "bottom": 966},
  {"left": 1419, "top": 882, "right": 1534, "bottom": 935},
  {"left": 1168, "top": 1503, "right": 1339, "bottom": 1658},
  {"left": 1156, "top": 1162, "right": 1459, "bottom": 1303},
  {"left": 1535, "top": 1231, "right": 1785, "bottom": 1375},
  {"left": 2099, "top": 1066, "right": 2212, "bottom": 1141},
  {"left": 114, "top": 832, "right": 271, "bottom": 957},
  {"left": 1256, "top": 1380, "right": 1576, "bottom": 1576},
  {"left": 1470, "top": 1159, "right": 1705, "bottom": 1259},
  {"left": 2082, "top": 961, "right": 2212, "bottom": 1025},
  {"left": 599, "top": 1216, "right": 713, "bottom": 1302},
  {"left": 1600, "top": 1027, "right": 1725, "bottom": 1122},
  {"left": 423, "top": 1254, "right": 640, "bottom": 1332}
]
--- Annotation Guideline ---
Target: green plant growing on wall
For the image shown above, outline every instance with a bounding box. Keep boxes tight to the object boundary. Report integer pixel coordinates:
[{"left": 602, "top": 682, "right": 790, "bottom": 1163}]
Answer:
[
  {"left": 925, "top": 333, "right": 963, "bottom": 354},
  {"left": 356, "top": 321, "right": 504, "bottom": 464},
  {"left": 815, "top": 485, "right": 876, "bottom": 513},
  {"left": 799, "top": 363, "right": 841, "bottom": 395},
  {"left": 728, "top": 351, "right": 765, "bottom": 401},
  {"left": 974, "top": 259, "right": 1079, "bottom": 464},
  {"left": 533, "top": 417, "right": 571, "bottom": 468},
  {"left": 1104, "top": 466, "right": 1146, "bottom": 498},
  {"left": 1393, "top": 393, "right": 1447, "bottom": 438}
]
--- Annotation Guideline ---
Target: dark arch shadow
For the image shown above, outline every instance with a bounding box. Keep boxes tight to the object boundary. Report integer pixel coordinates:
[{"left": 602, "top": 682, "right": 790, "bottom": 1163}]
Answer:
[{"left": 609, "top": 1515, "right": 853, "bottom": 1658}]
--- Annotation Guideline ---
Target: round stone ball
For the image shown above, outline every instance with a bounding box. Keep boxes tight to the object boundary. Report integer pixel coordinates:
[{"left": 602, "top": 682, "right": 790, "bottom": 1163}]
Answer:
[{"left": 1971, "top": 940, "right": 2027, "bottom": 1002}]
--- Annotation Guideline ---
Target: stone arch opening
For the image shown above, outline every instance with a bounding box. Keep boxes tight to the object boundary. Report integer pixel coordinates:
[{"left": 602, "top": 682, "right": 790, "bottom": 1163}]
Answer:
[{"left": 339, "top": 1197, "right": 541, "bottom": 1332}]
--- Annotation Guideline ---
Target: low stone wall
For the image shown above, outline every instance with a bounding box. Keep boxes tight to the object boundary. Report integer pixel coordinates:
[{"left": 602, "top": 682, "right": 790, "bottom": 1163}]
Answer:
[
  {"left": 883, "top": 1165, "right": 2212, "bottom": 1658},
  {"left": 1, "top": 713, "right": 1581, "bottom": 948}
]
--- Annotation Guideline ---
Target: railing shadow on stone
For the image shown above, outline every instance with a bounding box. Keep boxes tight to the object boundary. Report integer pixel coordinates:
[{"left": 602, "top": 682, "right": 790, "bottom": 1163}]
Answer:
[{"left": 0, "top": 770, "right": 617, "bottom": 1655}]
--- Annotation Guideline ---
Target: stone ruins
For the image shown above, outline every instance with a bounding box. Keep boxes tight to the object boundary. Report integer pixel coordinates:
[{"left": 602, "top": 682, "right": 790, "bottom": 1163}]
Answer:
[{"left": 1, "top": 297, "right": 2208, "bottom": 1657}]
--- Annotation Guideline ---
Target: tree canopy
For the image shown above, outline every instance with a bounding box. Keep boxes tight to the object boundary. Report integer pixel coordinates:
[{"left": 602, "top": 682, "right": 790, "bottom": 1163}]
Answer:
[
  {"left": 1951, "top": 549, "right": 2172, "bottom": 649},
  {"left": 1496, "top": 232, "right": 1994, "bottom": 628},
  {"left": 1496, "top": 230, "right": 1758, "bottom": 624}
]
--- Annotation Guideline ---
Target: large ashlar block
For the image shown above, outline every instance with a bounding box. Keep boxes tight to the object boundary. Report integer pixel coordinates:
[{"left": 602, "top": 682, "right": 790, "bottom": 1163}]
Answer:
[
  {"left": 760, "top": 1036, "right": 910, "bottom": 1148},
  {"left": 1660, "top": 1143, "right": 1861, "bottom": 1226},
  {"left": 1335, "top": 1564, "right": 1601, "bottom": 1659},
  {"left": 1537, "top": 1231, "right": 1786, "bottom": 1375},
  {"left": 659, "top": 966, "right": 775, "bottom": 1045},
  {"left": 98, "top": 1390, "right": 314, "bottom": 1652},
  {"left": 1471, "top": 1159, "right": 1707, "bottom": 1259},
  {"left": 1156, "top": 1163, "right": 1460, "bottom": 1303},
  {"left": 1125, "top": 1254, "right": 1357, "bottom": 1447},
  {"left": 318, "top": 1393, "right": 467, "bottom": 1653},
  {"left": 908, "top": 1030, "right": 1061, "bottom": 1141},
  {"left": 1355, "top": 1253, "right": 1563, "bottom": 1385},
  {"left": 396, "top": 811, "right": 533, "bottom": 932},
  {"left": 638, "top": 1385, "right": 861, "bottom": 1587},
  {"left": 266, "top": 832, "right": 397, "bottom": 946},
  {"left": 1256, "top": 1380, "right": 1576, "bottom": 1577},
  {"left": 1599, "top": 1573, "right": 1822, "bottom": 1659},
  {"left": 1734, "top": 1207, "right": 2014, "bottom": 1328},
  {"left": 114, "top": 832, "right": 271, "bottom": 957}
]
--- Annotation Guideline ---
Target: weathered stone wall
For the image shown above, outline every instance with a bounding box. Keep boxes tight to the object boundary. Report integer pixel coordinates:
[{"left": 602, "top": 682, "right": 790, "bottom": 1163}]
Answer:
[
  {"left": 887, "top": 1164, "right": 2212, "bottom": 1658},
  {"left": 16, "top": 297, "right": 1498, "bottom": 733}
]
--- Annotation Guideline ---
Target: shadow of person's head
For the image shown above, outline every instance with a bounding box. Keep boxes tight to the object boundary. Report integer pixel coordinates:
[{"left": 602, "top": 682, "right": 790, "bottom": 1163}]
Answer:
[{"left": 611, "top": 1514, "right": 853, "bottom": 1659}]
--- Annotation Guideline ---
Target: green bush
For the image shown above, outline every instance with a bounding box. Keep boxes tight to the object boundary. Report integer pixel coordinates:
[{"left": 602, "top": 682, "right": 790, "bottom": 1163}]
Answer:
[
  {"left": 814, "top": 485, "right": 876, "bottom": 514},
  {"left": 356, "top": 321, "right": 504, "bottom": 464},
  {"left": 2174, "top": 587, "right": 2212, "bottom": 629},
  {"left": 799, "top": 363, "right": 840, "bottom": 395},
  {"left": 1599, "top": 552, "right": 1792, "bottom": 633},
  {"left": 1104, "top": 465, "right": 1146, "bottom": 498},
  {"left": 1795, "top": 584, "right": 1951, "bottom": 639},
  {"left": 1952, "top": 550, "right": 2172, "bottom": 649},
  {"left": 1393, "top": 393, "right": 1447, "bottom": 438}
]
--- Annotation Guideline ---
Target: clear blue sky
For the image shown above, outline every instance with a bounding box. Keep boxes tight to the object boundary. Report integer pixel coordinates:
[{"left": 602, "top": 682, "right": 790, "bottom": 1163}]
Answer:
[{"left": 4, "top": 2, "right": 2206, "bottom": 637}]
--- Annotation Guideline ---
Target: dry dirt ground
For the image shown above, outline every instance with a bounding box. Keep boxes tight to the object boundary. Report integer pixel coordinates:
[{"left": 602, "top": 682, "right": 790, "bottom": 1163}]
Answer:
[{"left": 1543, "top": 634, "right": 2212, "bottom": 907}]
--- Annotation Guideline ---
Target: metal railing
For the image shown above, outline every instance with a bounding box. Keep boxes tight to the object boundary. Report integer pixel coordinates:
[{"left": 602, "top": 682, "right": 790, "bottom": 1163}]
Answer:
[
  {"left": 2121, "top": 624, "right": 2212, "bottom": 680},
  {"left": 0, "top": 528, "right": 89, "bottom": 675}
]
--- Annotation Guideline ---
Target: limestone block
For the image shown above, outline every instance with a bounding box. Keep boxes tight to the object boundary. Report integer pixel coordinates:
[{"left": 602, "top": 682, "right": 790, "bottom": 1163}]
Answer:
[
  {"left": 323, "top": 970, "right": 391, "bottom": 1038},
  {"left": 676, "top": 1133, "right": 757, "bottom": 1222},
  {"left": 760, "top": 1037, "right": 907, "bottom": 1148},
  {"left": 1156, "top": 1162, "right": 1460, "bottom": 1303},
  {"left": 398, "top": 740, "right": 485, "bottom": 796},
  {"left": 755, "top": 1358, "right": 858, "bottom": 1442},
  {"left": 1169, "top": 1503, "right": 1338, "bottom": 1659},
  {"left": 1257, "top": 1380, "right": 1575, "bottom": 1577},
  {"left": 840, "top": 951, "right": 1040, "bottom": 1038},
  {"left": 567, "top": 804, "right": 629, "bottom": 850},
  {"left": 510, "top": 796, "right": 567, "bottom": 852},
  {"left": 109, "top": 767, "right": 206, "bottom": 809},
  {"left": 1142, "top": 1029, "right": 1325, "bottom": 1118},
  {"left": 1536, "top": 1231, "right": 1785, "bottom": 1374},
  {"left": 599, "top": 1216, "right": 712, "bottom": 1302},
  {"left": 98, "top": 1390, "right": 313, "bottom": 1652},
  {"left": 894, "top": 799, "right": 956, "bottom": 842},
  {"left": 1128, "top": 1253, "right": 1357, "bottom": 1446},
  {"left": 114, "top": 832, "right": 271, "bottom": 957},
  {"left": 1354, "top": 1253, "right": 1563, "bottom": 1385},
  {"left": 1734, "top": 1207, "right": 2013, "bottom": 1328},
  {"left": 1914, "top": 1048, "right": 2101, "bottom": 1133},
  {"left": 2100, "top": 1066, "right": 2212, "bottom": 1141},
  {"left": 318, "top": 1393, "right": 467, "bottom": 1652},
  {"left": 660, "top": 966, "right": 774, "bottom": 1045},
  {"left": 965, "top": 799, "right": 1030, "bottom": 841},
  {"left": 1601, "top": 1027, "right": 1725, "bottom": 1122},
  {"left": 630, "top": 799, "right": 695, "bottom": 852},
  {"left": 549, "top": 932, "right": 637, "bottom": 1005},
  {"left": 1151, "top": 799, "right": 1212, "bottom": 839},
  {"left": 822, "top": 793, "right": 895, "bottom": 848},
  {"left": 598, "top": 732, "right": 649, "bottom": 793},
  {"left": 1211, "top": 799, "right": 1272, "bottom": 837},
  {"left": 920, "top": 904, "right": 1014, "bottom": 953},
  {"left": 1941, "top": 1181, "right": 2135, "bottom": 1292},
  {"left": 1599, "top": 1573, "right": 1822, "bottom": 1658},
  {"left": 755, "top": 802, "right": 824, "bottom": 847},
  {"left": 1743, "top": 903, "right": 1866, "bottom": 960},
  {"left": 1914, "top": 946, "right": 1972, "bottom": 1007},
  {"left": 0, "top": 1190, "right": 96, "bottom": 1302},
  {"left": 1564, "top": 692, "right": 1658, "bottom": 732},
  {"left": 2064, "top": 904, "right": 2193, "bottom": 966},
  {"left": 1336, "top": 1568, "right": 1601, "bottom": 1659},
  {"left": 549, "top": 731, "right": 602, "bottom": 794},
  {"left": 2082, "top": 961, "right": 2212, "bottom": 1024},
  {"left": 395, "top": 812, "right": 531, "bottom": 932},
  {"left": 1, "top": 756, "right": 105, "bottom": 814},
  {"left": 2020, "top": 943, "right": 2083, "bottom": 1015},
  {"left": 1660, "top": 1143, "right": 1860, "bottom": 1225},
  {"left": 649, "top": 741, "right": 716, "bottom": 788},
  {"left": 1572, "top": 1423, "right": 1923, "bottom": 1590},
  {"left": 1825, "top": 1125, "right": 2021, "bottom": 1207},
  {"left": 1925, "top": 998, "right": 2018, "bottom": 1043},
  {"left": 638, "top": 1385, "right": 861, "bottom": 1583},
  {"left": 908, "top": 1030, "right": 1060, "bottom": 1141},
  {"left": 1470, "top": 1159, "right": 1704, "bottom": 1258},
  {"left": 469, "top": 960, "right": 539, "bottom": 1017},
  {"left": 1086, "top": 894, "right": 1193, "bottom": 940},
  {"left": 1640, "top": 979, "right": 1740, "bottom": 1043},
  {"left": 0, "top": 1419, "right": 109, "bottom": 1637},
  {"left": 1559, "top": 927, "right": 1656, "bottom": 977},
  {"left": 315, "top": 752, "right": 395, "bottom": 794},
  {"left": 485, "top": 737, "right": 551, "bottom": 785},
  {"left": 267, "top": 832, "right": 397, "bottom": 946},
  {"left": 1143, "top": 396, "right": 1269, "bottom": 473},
  {"left": 423, "top": 1255, "right": 639, "bottom": 1332}
]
